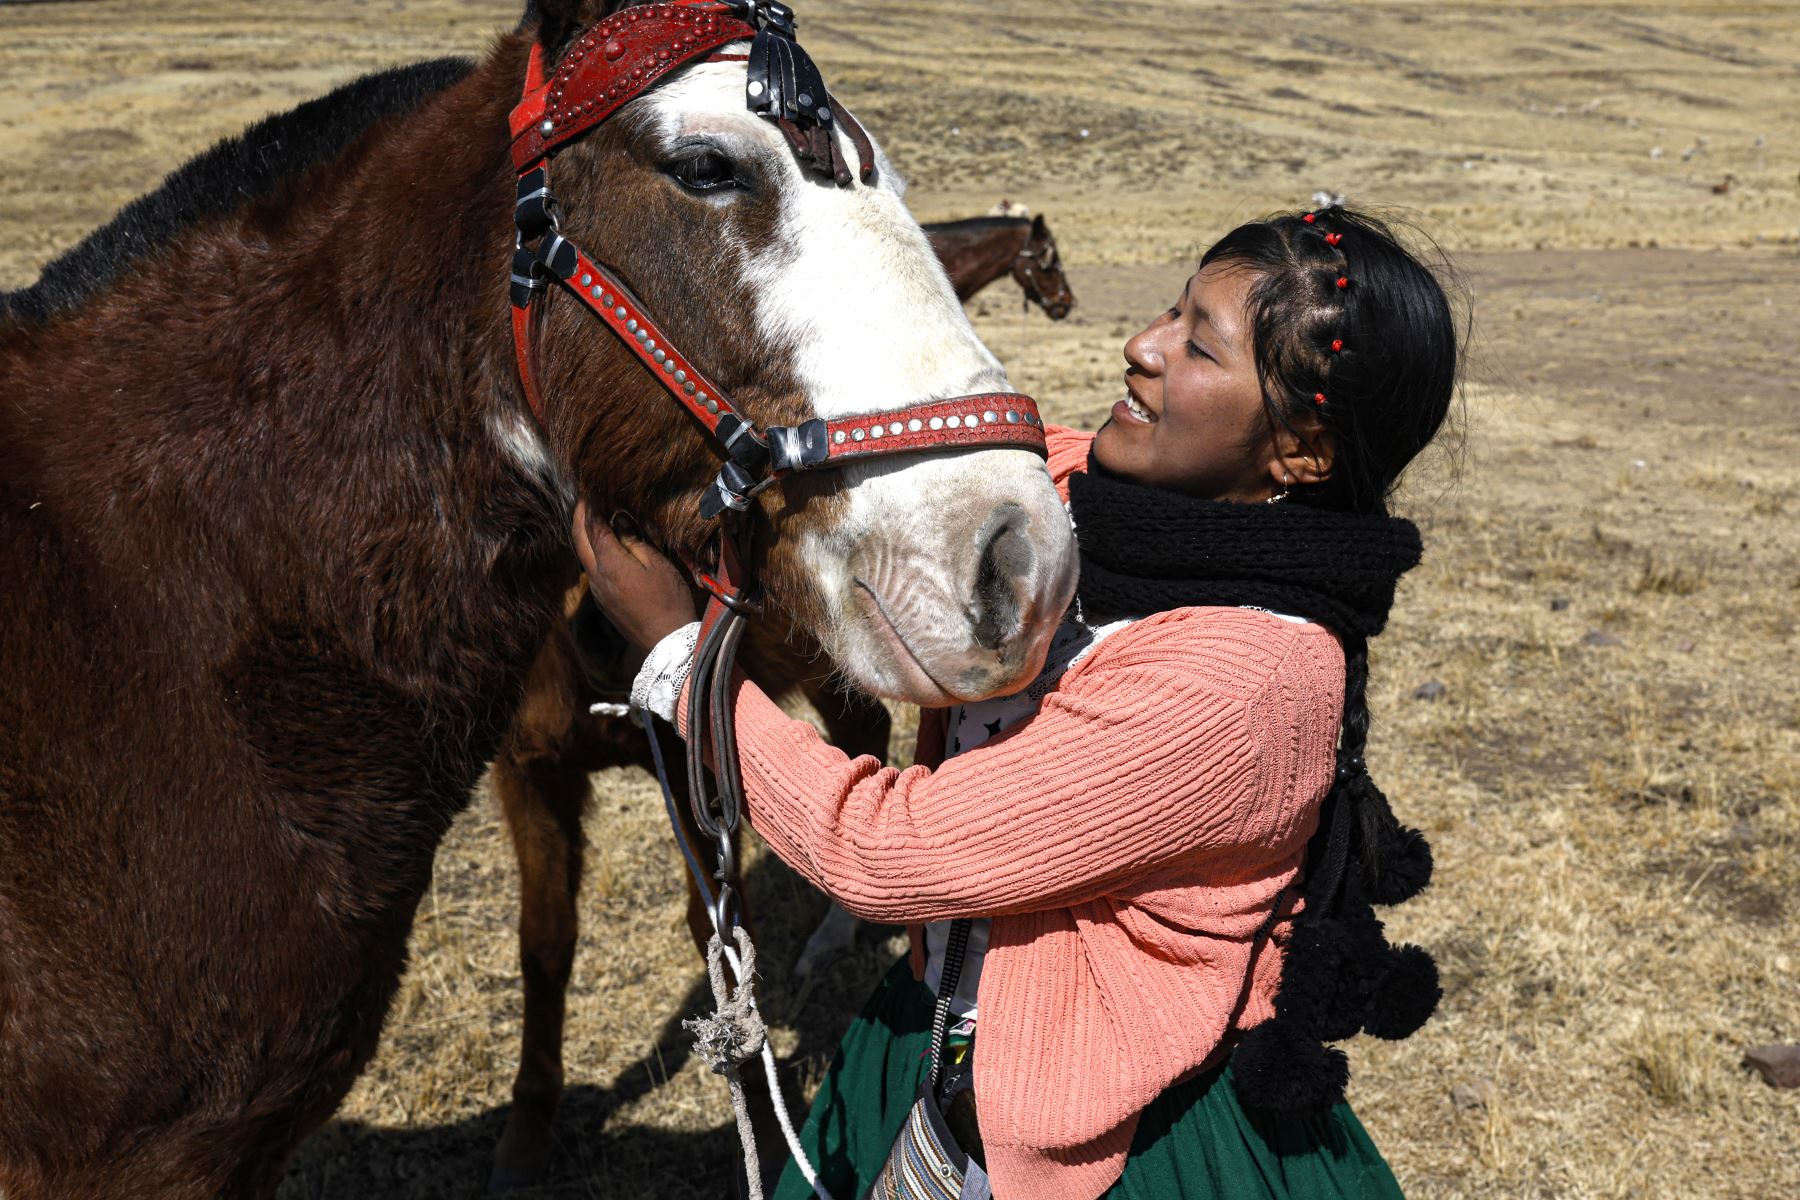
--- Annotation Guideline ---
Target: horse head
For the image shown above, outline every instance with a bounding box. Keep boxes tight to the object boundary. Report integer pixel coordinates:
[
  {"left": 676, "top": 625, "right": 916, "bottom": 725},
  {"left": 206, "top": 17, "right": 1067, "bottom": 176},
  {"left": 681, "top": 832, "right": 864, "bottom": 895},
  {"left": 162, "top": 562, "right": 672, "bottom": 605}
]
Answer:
[
  {"left": 1013, "top": 213, "right": 1075, "bottom": 320},
  {"left": 516, "top": 0, "right": 1077, "bottom": 704}
]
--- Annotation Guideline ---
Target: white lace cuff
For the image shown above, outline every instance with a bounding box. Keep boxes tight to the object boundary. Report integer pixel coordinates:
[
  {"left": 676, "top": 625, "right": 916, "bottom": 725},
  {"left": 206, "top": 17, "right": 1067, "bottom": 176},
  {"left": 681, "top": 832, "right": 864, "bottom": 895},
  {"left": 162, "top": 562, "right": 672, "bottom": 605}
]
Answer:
[{"left": 627, "top": 621, "right": 701, "bottom": 725}]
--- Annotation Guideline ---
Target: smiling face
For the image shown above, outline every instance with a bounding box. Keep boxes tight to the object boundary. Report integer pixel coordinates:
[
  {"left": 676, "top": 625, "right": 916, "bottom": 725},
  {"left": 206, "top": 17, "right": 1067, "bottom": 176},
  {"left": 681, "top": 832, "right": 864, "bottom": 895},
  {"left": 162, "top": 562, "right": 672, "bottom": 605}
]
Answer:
[{"left": 1094, "top": 263, "right": 1315, "bottom": 501}]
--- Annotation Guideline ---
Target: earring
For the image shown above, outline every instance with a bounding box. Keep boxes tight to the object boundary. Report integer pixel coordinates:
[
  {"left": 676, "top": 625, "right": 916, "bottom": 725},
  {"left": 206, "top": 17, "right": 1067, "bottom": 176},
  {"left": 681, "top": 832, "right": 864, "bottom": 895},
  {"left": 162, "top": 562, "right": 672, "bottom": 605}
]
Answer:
[{"left": 1267, "top": 474, "right": 1293, "bottom": 505}]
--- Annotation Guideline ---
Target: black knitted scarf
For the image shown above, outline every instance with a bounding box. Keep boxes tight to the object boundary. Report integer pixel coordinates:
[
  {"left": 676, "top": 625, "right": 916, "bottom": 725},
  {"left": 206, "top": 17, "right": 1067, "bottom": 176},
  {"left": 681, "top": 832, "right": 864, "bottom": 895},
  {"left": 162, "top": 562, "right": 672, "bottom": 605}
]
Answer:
[
  {"left": 1068, "top": 455, "right": 1442, "bottom": 1115},
  {"left": 1067, "top": 462, "right": 1422, "bottom": 635}
]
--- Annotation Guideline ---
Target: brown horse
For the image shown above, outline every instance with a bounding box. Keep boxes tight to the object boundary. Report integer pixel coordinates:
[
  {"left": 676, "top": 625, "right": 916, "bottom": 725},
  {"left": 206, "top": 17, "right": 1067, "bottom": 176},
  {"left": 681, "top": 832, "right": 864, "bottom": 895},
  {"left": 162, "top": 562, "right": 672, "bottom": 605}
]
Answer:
[
  {"left": 0, "top": 1, "right": 1077, "bottom": 1195},
  {"left": 924, "top": 214, "right": 1076, "bottom": 318},
  {"left": 484, "top": 217, "right": 1076, "bottom": 1186}
]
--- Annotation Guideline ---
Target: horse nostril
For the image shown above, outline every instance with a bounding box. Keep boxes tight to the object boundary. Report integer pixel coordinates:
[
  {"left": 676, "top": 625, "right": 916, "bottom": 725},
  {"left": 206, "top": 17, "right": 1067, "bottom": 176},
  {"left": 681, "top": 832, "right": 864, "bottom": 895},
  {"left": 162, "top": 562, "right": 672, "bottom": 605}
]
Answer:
[{"left": 968, "top": 503, "right": 1034, "bottom": 652}]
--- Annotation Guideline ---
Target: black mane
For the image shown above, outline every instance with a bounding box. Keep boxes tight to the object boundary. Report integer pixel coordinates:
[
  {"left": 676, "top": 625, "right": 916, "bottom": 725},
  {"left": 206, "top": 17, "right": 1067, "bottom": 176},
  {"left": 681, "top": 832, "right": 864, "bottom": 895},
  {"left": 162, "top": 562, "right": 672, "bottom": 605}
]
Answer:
[
  {"left": 2, "top": 57, "right": 473, "bottom": 327},
  {"left": 923, "top": 216, "right": 1033, "bottom": 234}
]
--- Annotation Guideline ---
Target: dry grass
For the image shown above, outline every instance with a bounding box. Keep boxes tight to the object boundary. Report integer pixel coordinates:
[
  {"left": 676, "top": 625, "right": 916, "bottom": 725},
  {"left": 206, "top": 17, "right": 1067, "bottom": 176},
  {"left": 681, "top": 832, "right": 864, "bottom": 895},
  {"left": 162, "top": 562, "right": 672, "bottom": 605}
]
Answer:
[{"left": 2, "top": 2, "right": 1797, "bottom": 1197}]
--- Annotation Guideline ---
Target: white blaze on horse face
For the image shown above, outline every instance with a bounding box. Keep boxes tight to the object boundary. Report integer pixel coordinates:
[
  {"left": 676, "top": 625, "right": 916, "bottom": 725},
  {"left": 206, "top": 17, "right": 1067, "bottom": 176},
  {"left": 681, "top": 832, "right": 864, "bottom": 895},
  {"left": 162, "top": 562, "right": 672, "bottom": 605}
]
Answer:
[{"left": 646, "top": 60, "right": 1077, "bottom": 704}]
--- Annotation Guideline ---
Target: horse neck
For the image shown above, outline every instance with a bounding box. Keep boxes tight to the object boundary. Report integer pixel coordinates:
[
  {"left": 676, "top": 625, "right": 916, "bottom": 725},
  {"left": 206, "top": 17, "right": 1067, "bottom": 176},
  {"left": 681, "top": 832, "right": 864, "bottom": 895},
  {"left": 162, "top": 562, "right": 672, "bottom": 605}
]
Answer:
[
  {"left": 927, "top": 218, "right": 1030, "bottom": 300},
  {"left": 0, "top": 41, "right": 567, "bottom": 715}
]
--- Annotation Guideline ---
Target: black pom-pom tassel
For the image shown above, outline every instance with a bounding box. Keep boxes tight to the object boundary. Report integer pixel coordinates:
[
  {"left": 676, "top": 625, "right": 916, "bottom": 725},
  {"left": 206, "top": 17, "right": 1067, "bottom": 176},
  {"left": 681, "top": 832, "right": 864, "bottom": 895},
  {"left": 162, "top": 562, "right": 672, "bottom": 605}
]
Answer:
[
  {"left": 1361, "top": 943, "right": 1442, "bottom": 1040},
  {"left": 1368, "top": 823, "right": 1433, "bottom": 906},
  {"left": 1284, "top": 917, "right": 1369, "bottom": 1043},
  {"left": 1232, "top": 1018, "right": 1351, "bottom": 1115}
]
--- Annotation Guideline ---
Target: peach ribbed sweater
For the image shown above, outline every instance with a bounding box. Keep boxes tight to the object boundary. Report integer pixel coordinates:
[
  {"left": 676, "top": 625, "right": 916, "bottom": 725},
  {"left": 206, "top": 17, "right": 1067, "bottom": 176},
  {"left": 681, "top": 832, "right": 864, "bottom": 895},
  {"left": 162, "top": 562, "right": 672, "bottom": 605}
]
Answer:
[{"left": 702, "top": 429, "right": 1345, "bottom": 1200}]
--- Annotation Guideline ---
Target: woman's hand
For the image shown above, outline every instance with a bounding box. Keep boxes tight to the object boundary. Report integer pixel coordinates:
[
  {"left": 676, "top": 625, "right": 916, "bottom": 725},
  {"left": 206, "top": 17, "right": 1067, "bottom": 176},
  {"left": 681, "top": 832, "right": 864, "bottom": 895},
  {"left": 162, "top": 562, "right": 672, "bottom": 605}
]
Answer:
[{"left": 570, "top": 501, "right": 698, "bottom": 650}]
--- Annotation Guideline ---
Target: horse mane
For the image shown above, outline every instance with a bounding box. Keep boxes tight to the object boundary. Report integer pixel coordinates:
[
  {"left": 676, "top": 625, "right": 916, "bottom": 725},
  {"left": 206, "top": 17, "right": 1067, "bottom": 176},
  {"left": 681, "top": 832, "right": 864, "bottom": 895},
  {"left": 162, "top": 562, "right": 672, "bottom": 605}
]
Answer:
[
  {"left": 0, "top": 56, "right": 474, "bottom": 328},
  {"left": 927, "top": 215, "right": 1032, "bottom": 234}
]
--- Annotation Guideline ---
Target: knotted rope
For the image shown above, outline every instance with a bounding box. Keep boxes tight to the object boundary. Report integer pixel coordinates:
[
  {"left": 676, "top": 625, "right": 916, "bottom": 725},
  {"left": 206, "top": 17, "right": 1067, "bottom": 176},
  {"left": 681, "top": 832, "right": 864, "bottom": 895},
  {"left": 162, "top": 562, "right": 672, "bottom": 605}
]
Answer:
[
  {"left": 686, "top": 927, "right": 770, "bottom": 1197},
  {"left": 640, "top": 699, "right": 835, "bottom": 1200},
  {"left": 689, "top": 926, "right": 768, "bottom": 1074}
]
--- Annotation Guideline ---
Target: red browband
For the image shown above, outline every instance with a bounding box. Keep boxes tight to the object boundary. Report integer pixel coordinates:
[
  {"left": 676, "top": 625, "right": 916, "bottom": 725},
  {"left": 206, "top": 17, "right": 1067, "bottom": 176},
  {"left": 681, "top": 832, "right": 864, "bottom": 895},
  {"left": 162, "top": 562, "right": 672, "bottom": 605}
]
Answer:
[
  {"left": 508, "top": 0, "right": 1047, "bottom": 522},
  {"left": 510, "top": 2, "right": 754, "bottom": 171}
]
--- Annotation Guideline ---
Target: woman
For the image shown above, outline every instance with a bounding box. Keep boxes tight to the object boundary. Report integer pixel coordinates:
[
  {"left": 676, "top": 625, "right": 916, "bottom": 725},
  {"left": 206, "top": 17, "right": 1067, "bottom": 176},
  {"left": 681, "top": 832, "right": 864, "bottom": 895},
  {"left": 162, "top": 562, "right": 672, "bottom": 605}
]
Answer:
[{"left": 580, "top": 205, "right": 1458, "bottom": 1200}]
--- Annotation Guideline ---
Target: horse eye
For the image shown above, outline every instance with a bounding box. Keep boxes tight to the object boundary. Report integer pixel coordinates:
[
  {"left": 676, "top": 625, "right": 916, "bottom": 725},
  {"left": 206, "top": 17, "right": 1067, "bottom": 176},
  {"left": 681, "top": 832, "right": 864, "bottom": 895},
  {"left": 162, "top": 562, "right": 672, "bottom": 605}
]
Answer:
[{"left": 668, "top": 150, "right": 738, "bottom": 193}]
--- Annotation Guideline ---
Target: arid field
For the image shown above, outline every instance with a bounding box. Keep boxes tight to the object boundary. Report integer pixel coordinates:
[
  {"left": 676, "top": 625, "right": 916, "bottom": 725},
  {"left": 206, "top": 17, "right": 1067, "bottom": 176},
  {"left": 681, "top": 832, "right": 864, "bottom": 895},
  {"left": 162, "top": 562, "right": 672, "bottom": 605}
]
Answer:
[{"left": 2, "top": 2, "right": 1796, "bottom": 1198}]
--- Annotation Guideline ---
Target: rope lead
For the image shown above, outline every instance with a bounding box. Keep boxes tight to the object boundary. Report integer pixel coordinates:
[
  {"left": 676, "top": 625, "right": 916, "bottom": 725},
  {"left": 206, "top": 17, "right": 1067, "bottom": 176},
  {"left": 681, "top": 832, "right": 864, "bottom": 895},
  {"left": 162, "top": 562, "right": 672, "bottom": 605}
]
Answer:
[
  {"left": 686, "top": 927, "right": 769, "bottom": 1197},
  {"left": 640, "top": 699, "right": 836, "bottom": 1200}
]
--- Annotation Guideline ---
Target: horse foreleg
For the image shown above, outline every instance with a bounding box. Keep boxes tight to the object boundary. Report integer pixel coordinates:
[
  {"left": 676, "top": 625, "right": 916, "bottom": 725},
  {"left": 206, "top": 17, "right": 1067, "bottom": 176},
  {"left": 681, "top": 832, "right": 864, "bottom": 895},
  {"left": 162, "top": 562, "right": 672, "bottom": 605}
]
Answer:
[
  {"left": 491, "top": 740, "right": 591, "bottom": 1191},
  {"left": 489, "top": 622, "right": 595, "bottom": 1193}
]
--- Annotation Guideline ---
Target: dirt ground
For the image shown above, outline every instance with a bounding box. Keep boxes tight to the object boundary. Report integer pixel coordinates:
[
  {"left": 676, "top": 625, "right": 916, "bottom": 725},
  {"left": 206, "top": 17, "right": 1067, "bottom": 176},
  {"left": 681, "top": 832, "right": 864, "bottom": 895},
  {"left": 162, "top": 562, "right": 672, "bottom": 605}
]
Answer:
[{"left": 2, "top": 2, "right": 1796, "bottom": 1198}]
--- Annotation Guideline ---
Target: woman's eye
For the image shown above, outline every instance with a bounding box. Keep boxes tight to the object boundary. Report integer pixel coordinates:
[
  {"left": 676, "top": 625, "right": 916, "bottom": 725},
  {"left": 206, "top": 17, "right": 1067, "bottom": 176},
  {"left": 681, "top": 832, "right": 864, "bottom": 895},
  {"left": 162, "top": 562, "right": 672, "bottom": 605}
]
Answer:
[
  {"left": 1187, "top": 340, "right": 1212, "bottom": 360},
  {"left": 669, "top": 151, "right": 738, "bottom": 192}
]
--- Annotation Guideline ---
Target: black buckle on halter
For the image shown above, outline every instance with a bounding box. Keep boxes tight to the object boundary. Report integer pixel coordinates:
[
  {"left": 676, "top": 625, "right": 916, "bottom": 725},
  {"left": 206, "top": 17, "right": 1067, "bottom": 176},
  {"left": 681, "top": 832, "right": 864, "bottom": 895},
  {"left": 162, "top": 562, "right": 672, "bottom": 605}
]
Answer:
[
  {"left": 722, "top": 0, "right": 796, "bottom": 35},
  {"left": 765, "top": 419, "right": 829, "bottom": 471},
  {"left": 715, "top": 413, "right": 770, "bottom": 473},
  {"left": 533, "top": 231, "right": 579, "bottom": 281},
  {"left": 701, "top": 461, "right": 757, "bottom": 520},
  {"left": 515, "top": 167, "right": 557, "bottom": 240},
  {"left": 509, "top": 245, "right": 547, "bottom": 309},
  {"left": 700, "top": 415, "right": 777, "bottom": 519}
]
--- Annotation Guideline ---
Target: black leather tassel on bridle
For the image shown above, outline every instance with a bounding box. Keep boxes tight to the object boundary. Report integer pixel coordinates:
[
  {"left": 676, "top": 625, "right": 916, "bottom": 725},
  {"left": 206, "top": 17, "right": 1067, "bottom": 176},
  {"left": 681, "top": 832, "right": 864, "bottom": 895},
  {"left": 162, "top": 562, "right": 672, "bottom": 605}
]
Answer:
[{"left": 737, "top": 0, "right": 874, "bottom": 184}]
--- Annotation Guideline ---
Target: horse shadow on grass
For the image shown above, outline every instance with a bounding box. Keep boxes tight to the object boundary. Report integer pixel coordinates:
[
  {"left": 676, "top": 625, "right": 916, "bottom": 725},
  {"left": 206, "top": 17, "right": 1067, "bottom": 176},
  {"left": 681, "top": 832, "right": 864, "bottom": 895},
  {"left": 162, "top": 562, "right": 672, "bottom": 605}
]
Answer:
[{"left": 280, "top": 847, "right": 901, "bottom": 1199}]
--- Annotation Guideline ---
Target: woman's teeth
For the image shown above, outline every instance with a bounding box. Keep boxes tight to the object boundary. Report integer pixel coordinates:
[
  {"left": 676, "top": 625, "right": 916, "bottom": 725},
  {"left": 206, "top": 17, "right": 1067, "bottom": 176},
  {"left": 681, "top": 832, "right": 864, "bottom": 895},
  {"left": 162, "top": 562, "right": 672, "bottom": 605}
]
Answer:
[{"left": 1126, "top": 394, "right": 1154, "bottom": 422}]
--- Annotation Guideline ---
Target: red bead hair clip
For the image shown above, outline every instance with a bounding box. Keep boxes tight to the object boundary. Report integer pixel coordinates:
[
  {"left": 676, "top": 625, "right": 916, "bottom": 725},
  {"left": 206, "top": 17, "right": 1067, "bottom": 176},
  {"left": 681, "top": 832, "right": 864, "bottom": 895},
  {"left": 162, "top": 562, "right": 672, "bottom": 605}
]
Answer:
[
  {"left": 1313, "top": 392, "right": 1328, "bottom": 406},
  {"left": 1330, "top": 339, "right": 1344, "bottom": 353},
  {"left": 1325, "top": 232, "right": 1343, "bottom": 246},
  {"left": 1335, "top": 276, "right": 1349, "bottom": 289},
  {"left": 1302, "top": 212, "right": 1317, "bottom": 224}
]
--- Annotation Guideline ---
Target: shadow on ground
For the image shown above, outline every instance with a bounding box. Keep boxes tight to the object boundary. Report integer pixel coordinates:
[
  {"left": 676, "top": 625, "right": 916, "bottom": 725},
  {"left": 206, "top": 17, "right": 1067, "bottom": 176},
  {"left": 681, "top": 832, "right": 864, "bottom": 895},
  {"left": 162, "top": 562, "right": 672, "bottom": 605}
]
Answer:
[{"left": 281, "top": 848, "right": 899, "bottom": 1200}]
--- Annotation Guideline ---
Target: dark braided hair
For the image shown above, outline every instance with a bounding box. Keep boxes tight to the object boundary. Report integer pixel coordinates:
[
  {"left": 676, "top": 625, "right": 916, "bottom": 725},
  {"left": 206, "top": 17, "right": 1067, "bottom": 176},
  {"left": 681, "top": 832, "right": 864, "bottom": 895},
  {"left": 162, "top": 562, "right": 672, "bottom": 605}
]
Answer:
[{"left": 1210, "top": 206, "right": 1463, "bottom": 1113}]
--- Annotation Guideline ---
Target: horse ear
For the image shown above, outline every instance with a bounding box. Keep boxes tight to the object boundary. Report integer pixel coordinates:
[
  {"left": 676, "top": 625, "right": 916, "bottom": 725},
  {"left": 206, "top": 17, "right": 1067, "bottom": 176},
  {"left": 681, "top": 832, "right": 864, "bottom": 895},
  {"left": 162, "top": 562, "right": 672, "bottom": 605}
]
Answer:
[
  {"left": 1031, "top": 213, "right": 1048, "bottom": 237},
  {"left": 521, "top": 0, "right": 650, "bottom": 59}
]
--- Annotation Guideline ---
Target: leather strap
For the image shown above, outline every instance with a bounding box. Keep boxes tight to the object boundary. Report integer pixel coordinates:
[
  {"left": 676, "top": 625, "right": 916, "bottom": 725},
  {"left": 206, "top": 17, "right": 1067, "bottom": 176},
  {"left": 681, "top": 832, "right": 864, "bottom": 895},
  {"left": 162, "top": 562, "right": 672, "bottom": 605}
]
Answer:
[
  {"left": 531, "top": 229, "right": 739, "bottom": 439},
  {"left": 510, "top": 302, "right": 545, "bottom": 422}
]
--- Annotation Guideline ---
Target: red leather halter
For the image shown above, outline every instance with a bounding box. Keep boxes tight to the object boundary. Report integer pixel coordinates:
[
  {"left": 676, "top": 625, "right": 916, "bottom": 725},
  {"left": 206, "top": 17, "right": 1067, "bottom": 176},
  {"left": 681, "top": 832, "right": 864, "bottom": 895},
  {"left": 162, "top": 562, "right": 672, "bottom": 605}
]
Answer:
[{"left": 507, "top": 0, "right": 1048, "bottom": 524}]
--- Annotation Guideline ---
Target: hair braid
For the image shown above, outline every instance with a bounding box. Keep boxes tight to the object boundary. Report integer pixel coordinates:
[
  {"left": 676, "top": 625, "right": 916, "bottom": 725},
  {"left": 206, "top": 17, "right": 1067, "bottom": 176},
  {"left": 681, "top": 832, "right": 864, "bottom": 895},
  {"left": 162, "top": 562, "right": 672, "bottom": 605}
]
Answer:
[{"left": 1232, "top": 628, "right": 1441, "bottom": 1114}]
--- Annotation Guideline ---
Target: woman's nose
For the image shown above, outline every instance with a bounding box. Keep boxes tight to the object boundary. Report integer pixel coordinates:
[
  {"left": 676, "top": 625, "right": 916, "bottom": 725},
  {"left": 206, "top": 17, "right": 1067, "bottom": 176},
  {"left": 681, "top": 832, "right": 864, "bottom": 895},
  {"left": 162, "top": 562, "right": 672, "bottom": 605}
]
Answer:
[{"left": 1124, "top": 324, "right": 1161, "bottom": 375}]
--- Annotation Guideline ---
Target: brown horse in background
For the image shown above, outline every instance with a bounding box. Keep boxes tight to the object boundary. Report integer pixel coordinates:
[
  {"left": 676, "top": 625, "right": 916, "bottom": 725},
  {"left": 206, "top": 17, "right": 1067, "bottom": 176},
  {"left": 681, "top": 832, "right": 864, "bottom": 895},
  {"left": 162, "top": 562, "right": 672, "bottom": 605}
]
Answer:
[
  {"left": 0, "top": 0, "right": 1078, "bottom": 1193},
  {"left": 924, "top": 214, "right": 1075, "bottom": 318}
]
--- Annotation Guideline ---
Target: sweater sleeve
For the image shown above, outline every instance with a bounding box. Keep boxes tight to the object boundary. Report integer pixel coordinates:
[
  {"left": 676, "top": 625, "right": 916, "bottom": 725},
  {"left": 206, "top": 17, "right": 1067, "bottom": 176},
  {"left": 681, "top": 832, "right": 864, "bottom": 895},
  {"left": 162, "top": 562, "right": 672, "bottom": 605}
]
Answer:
[{"left": 696, "top": 610, "right": 1337, "bottom": 923}]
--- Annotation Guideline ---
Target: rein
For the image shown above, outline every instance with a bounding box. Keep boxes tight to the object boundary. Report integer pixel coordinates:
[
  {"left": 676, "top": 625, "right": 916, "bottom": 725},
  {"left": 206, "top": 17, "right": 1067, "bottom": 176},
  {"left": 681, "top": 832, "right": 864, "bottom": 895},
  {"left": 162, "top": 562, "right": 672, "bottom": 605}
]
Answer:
[{"left": 504, "top": 5, "right": 1047, "bottom": 1195}]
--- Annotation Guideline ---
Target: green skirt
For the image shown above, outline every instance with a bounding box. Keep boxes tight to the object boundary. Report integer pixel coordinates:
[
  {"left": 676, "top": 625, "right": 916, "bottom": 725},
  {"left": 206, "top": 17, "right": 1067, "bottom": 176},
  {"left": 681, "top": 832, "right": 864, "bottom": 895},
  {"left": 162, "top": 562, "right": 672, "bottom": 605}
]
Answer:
[{"left": 773, "top": 960, "right": 1404, "bottom": 1200}]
